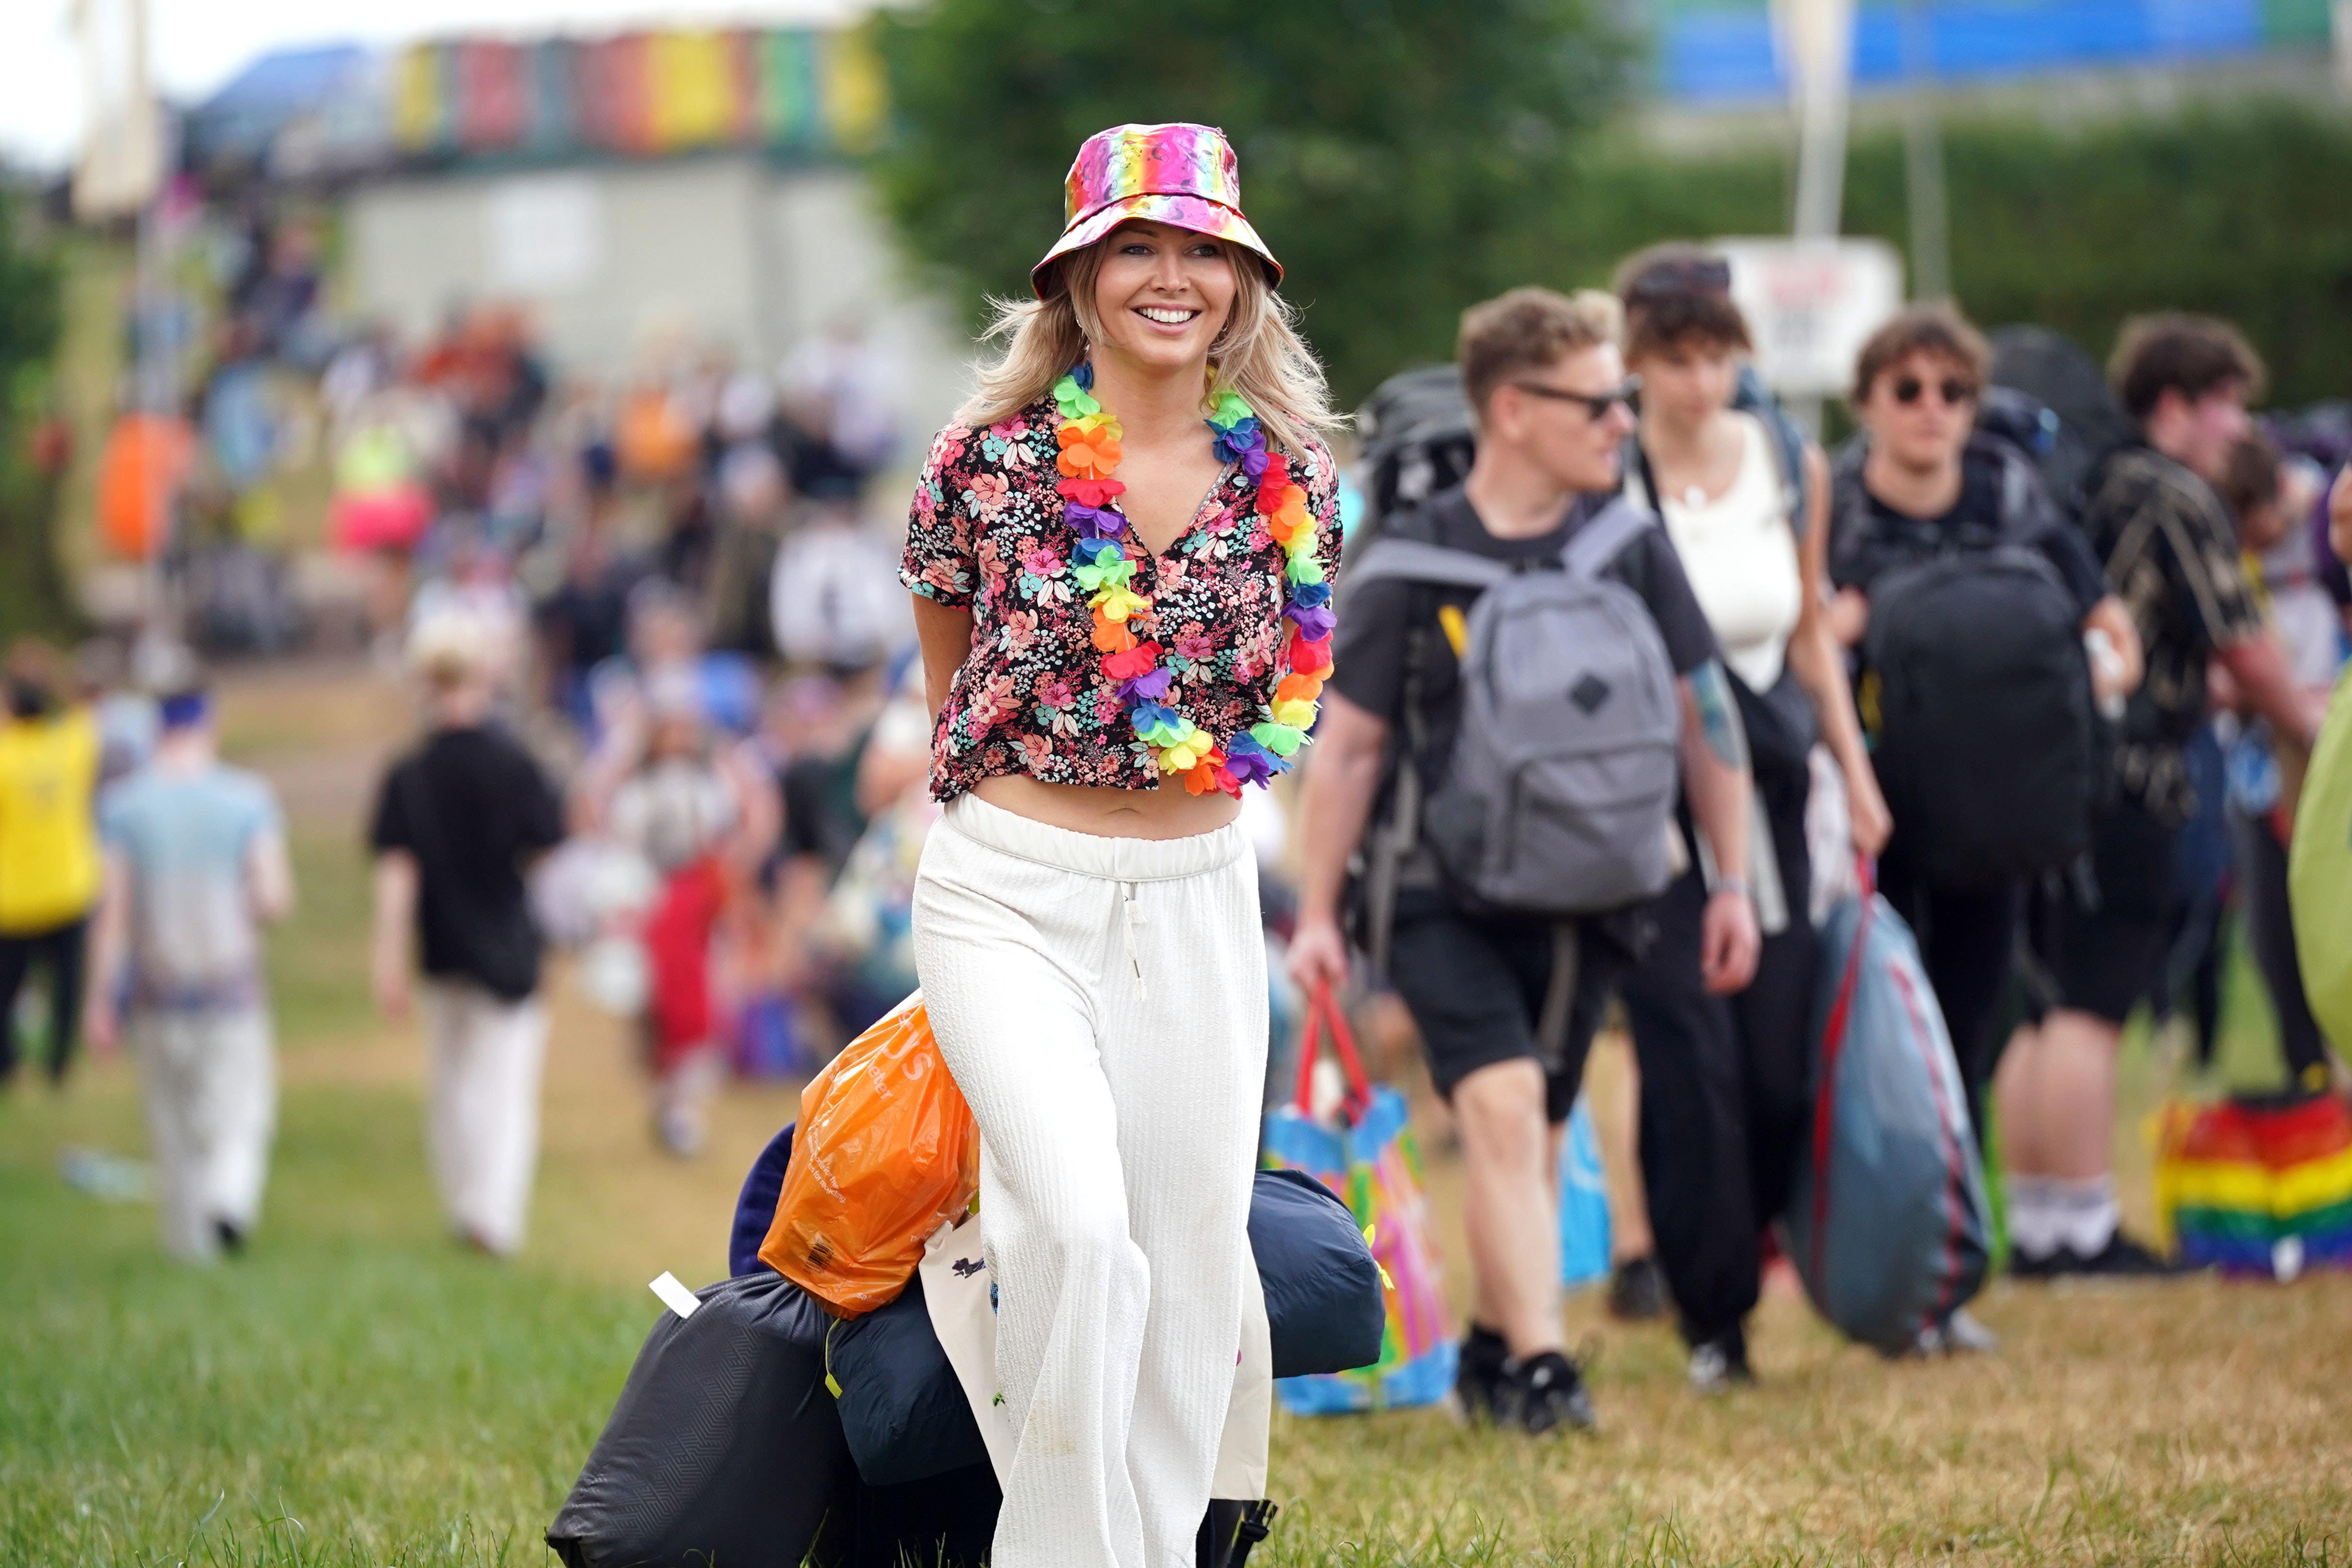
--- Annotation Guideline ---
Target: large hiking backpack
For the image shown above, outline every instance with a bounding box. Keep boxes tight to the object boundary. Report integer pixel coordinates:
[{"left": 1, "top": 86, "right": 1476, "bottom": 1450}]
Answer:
[
  {"left": 1988, "top": 326, "right": 2138, "bottom": 520},
  {"left": 1835, "top": 437, "right": 2102, "bottom": 891},
  {"left": 1354, "top": 366, "right": 1479, "bottom": 549},
  {"left": 1344, "top": 500, "right": 1682, "bottom": 917}
]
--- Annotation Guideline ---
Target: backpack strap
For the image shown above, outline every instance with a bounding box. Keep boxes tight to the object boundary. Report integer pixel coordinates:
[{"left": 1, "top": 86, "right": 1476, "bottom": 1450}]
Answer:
[
  {"left": 1560, "top": 498, "right": 1655, "bottom": 581},
  {"left": 1734, "top": 366, "right": 1810, "bottom": 535},
  {"left": 1341, "top": 536, "right": 1512, "bottom": 596}
]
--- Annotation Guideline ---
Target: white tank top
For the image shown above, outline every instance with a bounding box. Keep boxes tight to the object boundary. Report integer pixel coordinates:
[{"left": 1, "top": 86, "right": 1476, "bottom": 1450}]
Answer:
[{"left": 1647, "top": 413, "right": 1803, "bottom": 691}]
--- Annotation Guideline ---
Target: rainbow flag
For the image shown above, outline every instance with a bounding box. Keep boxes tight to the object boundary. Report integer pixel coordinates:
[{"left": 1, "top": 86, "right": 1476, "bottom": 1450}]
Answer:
[{"left": 2155, "top": 1095, "right": 2352, "bottom": 1278}]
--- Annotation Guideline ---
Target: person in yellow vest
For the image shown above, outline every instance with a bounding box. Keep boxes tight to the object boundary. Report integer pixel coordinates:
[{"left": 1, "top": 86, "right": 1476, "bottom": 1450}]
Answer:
[{"left": 0, "top": 641, "right": 103, "bottom": 1087}]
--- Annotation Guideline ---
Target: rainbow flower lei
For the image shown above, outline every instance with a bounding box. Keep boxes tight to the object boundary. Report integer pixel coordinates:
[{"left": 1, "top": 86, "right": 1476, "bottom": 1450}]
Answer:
[{"left": 1052, "top": 362, "right": 1334, "bottom": 798}]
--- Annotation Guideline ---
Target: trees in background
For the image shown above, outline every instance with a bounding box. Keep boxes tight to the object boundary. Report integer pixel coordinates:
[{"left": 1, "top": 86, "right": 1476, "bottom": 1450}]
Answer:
[
  {"left": 1533, "top": 98, "right": 2352, "bottom": 413},
  {"left": 872, "top": 2, "right": 2352, "bottom": 420},
  {"left": 870, "top": 0, "right": 1633, "bottom": 407},
  {"left": 0, "top": 188, "right": 66, "bottom": 643}
]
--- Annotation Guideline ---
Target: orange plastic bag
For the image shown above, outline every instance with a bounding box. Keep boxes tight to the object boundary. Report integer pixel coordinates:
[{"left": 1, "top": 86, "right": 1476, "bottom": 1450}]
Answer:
[{"left": 759, "top": 995, "right": 979, "bottom": 1318}]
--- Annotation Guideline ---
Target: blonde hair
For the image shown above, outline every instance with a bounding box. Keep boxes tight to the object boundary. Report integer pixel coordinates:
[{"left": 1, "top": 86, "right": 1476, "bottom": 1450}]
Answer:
[
  {"left": 407, "top": 609, "right": 496, "bottom": 692},
  {"left": 956, "top": 236, "right": 1340, "bottom": 457}
]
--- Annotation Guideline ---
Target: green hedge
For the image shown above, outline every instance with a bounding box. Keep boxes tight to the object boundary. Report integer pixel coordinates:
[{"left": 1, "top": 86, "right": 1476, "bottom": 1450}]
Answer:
[{"left": 1509, "top": 96, "right": 2352, "bottom": 412}]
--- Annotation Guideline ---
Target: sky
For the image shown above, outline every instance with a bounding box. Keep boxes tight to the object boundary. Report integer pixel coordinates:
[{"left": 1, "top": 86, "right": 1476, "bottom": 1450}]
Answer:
[{"left": 0, "top": 0, "right": 863, "bottom": 175}]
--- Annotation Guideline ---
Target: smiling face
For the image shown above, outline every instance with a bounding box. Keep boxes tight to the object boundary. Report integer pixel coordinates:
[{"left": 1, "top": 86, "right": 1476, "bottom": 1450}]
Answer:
[{"left": 1087, "top": 220, "right": 1239, "bottom": 376}]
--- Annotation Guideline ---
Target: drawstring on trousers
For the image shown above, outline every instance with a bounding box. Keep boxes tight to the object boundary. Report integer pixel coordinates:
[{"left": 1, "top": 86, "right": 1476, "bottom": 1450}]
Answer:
[{"left": 1121, "top": 882, "right": 1149, "bottom": 1005}]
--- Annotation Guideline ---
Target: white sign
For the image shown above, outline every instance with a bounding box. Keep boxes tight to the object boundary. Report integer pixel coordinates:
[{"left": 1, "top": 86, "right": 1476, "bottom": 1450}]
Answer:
[
  {"left": 484, "top": 174, "right": 604, "bottom": 294},
  {"left": 1714, "top": 237, "right": 1904, "bottom": 400}
]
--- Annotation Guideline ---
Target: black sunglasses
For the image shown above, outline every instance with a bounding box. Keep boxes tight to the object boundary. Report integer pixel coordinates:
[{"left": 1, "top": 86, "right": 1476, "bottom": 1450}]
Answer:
[
  {"left": 1892, "top": 375, "right": 1977, "bottom": 407},
  {"left": 1509, "top": 376, "right": 1643, "bottom": 419}
]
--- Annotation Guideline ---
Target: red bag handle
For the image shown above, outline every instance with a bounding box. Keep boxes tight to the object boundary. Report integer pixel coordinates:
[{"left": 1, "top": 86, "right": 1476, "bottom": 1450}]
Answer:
[{"left": 1292, "top": 982, "right": 1373, "bottom": 1118}]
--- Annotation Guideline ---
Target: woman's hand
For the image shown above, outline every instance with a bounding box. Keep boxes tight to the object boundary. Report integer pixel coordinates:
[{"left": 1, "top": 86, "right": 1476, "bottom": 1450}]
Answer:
[{"left": 1844, "top": 757, "right": 1894, "bottom": 859}]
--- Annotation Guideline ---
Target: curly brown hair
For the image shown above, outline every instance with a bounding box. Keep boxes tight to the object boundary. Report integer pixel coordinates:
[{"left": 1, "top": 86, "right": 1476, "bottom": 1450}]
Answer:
[
  {"left": 1613, "top": 243, "right": 1752, "bottom": 362},
  {"left": 2109, "top": 314, "right": 2267, "bottom": 424}
]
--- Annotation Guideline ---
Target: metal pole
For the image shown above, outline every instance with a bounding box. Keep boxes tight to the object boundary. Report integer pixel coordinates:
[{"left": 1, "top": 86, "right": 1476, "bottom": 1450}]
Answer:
[
  {"left": 1784, "top": 0, "right": 1856, "bottom": 242},
  {"left": 2335, "top": 0, "right": 2352, "bottom": 98},
  {"left": 1900, "top": 0, "right": 1952, "bottom": 300}
]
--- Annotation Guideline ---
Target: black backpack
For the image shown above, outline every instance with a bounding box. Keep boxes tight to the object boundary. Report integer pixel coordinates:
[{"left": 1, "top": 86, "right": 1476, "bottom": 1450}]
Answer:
[
  {"left": 1987, "top": 326, "right": 2138, "bottom": 523},
  {"left": 1833, "top": 438, "right": 2101, "bottom": 891},
  {"left": 1352, "top": 365, "right": 1480, "bottom": 557}
]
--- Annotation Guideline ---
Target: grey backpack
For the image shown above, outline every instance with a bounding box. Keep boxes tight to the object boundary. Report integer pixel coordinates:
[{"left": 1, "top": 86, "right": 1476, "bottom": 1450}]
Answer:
[{"left": 1346, "top": 500, "right": 1682, "bottom": 920}]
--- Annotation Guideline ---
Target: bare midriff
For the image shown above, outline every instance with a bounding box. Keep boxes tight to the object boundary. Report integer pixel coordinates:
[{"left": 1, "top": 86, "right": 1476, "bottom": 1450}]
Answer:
[{"left": 970, "top": 770, "right": 1242, "bottom": 840}]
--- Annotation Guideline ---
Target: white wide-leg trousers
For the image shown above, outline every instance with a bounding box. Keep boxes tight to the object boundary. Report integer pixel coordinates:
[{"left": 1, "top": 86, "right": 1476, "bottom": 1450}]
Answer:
[
  {"left": 135, "top": 1006, "right": 276, "bottom": 1263},
  {"left": 913, "top": 793, "right": 1268, "bottom": 1568},
  {"left": 419, "top": 980, "right": 547, "bottom": 1256}
]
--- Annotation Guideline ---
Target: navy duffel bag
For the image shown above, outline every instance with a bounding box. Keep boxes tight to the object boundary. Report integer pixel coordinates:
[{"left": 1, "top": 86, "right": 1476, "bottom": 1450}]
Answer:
[{"left": 728, "top": 1125, "right": 1383, "bottom": 1485}]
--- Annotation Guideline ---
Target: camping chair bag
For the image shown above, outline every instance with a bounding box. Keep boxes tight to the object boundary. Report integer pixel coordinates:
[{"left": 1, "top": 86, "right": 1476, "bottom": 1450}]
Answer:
[{"left": 1781, "top": 884, "right": 1992, "bottom": 1355}]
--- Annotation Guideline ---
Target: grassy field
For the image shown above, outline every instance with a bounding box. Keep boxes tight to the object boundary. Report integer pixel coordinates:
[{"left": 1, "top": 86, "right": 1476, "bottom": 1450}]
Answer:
[{"left": 5, "top": 663, "right": 2351, "bottom": 1567}]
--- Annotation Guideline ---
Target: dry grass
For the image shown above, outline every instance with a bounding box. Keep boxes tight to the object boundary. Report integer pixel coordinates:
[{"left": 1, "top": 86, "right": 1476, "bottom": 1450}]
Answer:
[{"left": 5, "top": 660, "right": 2350, "bottom": 1566}]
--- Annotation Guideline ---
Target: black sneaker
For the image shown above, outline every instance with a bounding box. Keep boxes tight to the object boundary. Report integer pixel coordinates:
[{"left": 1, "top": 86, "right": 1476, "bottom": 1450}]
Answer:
[
  {"left": 1450, "top": 1324, "right": 1511, "bottom": 1425},
  {"left": 1495, "top": 1351, "right": 1597, "bottom": 1435},
  {"left": 2008, "top": 1244, "right": 2072, "bottom": 1281},
  {"left": 1686, "top": 1329, "right": 1754, "bottom": 1394},
  {"left": 1606, "top": 1255, "right": 1667, "bottom": 1322},
  {"left": 2056, "top": 1231, "right": 2189, "bottom": 1279}
]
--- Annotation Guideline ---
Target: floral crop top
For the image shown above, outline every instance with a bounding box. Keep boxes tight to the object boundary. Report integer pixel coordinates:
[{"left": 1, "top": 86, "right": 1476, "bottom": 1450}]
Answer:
[{"left": 900, "top": 395, "right": 1341, "bottom": 800}]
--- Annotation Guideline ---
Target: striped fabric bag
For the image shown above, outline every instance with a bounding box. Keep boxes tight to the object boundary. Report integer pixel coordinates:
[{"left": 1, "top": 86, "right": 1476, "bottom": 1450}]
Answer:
[
  {"left": 1261, "top": 986, "right": 1456, "bottom": 1414},
  {"left": 2155, "top": 1095, "right": 2352, "bottom": 1278}
]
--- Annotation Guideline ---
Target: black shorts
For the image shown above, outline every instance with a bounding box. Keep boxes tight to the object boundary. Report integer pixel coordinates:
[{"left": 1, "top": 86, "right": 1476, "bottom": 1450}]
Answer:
[
  {"left": 1386, "top": 890, "right": 1623, "bottom": 1123},
  {"left": 2035, "top": 794, "right": 2179, "bottom": 1027}
]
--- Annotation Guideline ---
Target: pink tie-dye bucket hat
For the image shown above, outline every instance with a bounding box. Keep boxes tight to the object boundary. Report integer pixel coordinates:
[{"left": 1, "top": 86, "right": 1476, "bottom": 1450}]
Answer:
[{"left": 1031, "top": 122, "right": 1283, "bottom": 299}]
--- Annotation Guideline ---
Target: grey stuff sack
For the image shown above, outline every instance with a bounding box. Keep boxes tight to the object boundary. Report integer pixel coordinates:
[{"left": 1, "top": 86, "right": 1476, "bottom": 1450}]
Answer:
[
  {"left": 1782, "top": 890, "right": 1992, "bottom": 1355},
  {"left": 1346, "top": 499, "right": 1681, "bottom": 917}
]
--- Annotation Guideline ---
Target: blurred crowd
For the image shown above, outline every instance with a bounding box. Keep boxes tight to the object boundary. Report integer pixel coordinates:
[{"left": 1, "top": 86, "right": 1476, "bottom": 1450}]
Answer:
[{"left": 9, "top": 215, "right": 2351, "bottom": 1379}]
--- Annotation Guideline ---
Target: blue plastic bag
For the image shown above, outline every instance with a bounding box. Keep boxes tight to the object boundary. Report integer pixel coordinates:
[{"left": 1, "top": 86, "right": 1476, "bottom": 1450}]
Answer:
[
  {"left": 1558, "top": 1100, "right": 1613, "bottom": 1288},
  {"left": 1262, "top": 986, "right": 1457, "bottom": 1414}
]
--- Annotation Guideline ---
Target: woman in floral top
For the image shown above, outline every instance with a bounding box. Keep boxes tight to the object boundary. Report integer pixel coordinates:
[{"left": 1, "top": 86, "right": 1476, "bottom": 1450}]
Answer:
[{"left": 904, "top": 124, "right": 1339, "bottom": 1568}]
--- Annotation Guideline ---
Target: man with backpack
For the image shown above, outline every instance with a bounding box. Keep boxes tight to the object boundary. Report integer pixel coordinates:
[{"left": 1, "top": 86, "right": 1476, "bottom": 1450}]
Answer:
[
  {"left": 1289, "top": 287, "right": 1759, "bottom": 1434},
  {"left": 1826, "top": 304, "right": 2142, "bottom": 1160},
  {"left": 1998, "top": 316, "right": 2325, "bottom": 1278}
]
